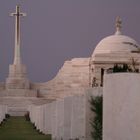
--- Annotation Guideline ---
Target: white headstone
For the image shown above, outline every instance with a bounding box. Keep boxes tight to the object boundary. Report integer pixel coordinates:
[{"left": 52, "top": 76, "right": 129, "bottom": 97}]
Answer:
[{"left": 103, "top": 73, "right": 140, "bottom": 140}]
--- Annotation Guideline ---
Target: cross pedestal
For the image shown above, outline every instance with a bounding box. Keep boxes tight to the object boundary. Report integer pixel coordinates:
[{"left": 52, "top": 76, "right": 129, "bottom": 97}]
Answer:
[{"left": 6, "top": 5, "right": 29, "bottom": 89}]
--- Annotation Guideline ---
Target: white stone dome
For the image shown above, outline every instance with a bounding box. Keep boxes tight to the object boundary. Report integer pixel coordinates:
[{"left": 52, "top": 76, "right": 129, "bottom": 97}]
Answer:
[
  {"left": 92, "top": 17, "right": 140, "bottom": 56},
  {"left": 93, "top": 34, "right": 140, "bottom": 55}
]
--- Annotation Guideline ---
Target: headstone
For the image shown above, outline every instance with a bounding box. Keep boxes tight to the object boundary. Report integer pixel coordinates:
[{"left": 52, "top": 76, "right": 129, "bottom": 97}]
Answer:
[{"left": 103, "top": 73, "right": 140, "bottom": 140}]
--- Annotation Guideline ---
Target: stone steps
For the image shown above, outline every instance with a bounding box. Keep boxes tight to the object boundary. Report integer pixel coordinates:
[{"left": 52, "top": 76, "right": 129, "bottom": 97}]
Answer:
[
  {"left": 0, "top": 96, "right": 49, "bottom": 116},
  {"left": 8, "top": 107, "right": 27, "bottom": 116},
  {"left": 0, "top": 89, "right": 37, "bottom": 97}
]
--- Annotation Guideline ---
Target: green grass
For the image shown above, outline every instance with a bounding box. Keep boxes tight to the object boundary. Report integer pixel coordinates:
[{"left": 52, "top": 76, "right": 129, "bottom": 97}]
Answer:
[{"left": 0, "top": 116, "right": 51, "bottom": 140}]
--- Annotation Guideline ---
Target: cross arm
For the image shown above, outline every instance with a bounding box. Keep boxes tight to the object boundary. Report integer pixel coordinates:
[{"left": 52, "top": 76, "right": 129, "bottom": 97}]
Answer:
[{"left": 10, "top": 13, "right": 26, "bottom": 17}]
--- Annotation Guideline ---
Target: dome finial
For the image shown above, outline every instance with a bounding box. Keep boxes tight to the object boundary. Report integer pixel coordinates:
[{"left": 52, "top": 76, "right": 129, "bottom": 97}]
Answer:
[{"left": 115, "top": 16, "right": 122, "bottom": 35}]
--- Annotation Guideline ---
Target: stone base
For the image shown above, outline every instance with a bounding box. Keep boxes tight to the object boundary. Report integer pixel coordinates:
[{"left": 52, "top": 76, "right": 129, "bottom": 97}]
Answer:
[
  {"left": 6, "top": 78, "right": 30, "bottom": 89},
  {"left": 6, "top": 64, "right": 30, "bottom": 89},
  {"left": 8, "top": 107, "right": 27, "bottom": 116},
  {"left": 0, "top": 97, "right": 50, "bottom": 116},
  {"left": 0, "top": 89, "right": 37, "bottom": 97}
]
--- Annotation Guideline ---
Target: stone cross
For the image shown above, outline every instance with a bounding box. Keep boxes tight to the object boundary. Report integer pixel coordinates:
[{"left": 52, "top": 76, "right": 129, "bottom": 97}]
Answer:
[{"left": 10, "top": 5, "right": 26, "bottom": 65}]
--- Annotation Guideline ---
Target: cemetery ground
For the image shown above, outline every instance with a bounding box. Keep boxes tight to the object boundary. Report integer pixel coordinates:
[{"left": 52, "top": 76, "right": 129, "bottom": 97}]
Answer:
[{"left": 0, "top": 116, "right": 51, "bottom": 140}]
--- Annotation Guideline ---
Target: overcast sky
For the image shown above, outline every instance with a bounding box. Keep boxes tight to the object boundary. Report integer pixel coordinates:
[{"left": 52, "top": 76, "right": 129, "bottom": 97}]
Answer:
[{"left": 0, "top": 0, "right": 140, "bottom": 82}]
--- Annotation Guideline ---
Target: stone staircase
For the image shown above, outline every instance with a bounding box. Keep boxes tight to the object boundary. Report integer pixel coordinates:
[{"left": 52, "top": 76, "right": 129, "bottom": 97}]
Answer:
[
  {"left": 0, "top": 95, "right": 49, "bottom": 116},
  {"left": 8, "top": 106, "right": 27, "bottom": 116}
]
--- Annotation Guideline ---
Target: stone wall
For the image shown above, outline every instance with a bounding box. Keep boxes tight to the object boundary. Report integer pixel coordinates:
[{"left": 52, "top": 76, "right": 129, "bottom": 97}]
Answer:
[
  {"left": 31, "top": 58, "right": 90, "bottom": 99},
  {"left": 0, "top": 83, "right": 5, "bottom": 90}
]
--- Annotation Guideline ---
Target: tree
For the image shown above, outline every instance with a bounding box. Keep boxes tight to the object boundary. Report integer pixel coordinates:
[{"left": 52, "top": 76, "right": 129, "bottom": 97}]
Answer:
[
  {"left": 130, "top": 58, "right": 139, "bottom": 72},
  {"left": 113, "top": 64, "right": 131, "bottom": 73},
  {"left": 90, "top": 96, "right": 103, "bottom": 140},
  {"left": 112, "top": 58, "right": 139, "bottom": 73}
]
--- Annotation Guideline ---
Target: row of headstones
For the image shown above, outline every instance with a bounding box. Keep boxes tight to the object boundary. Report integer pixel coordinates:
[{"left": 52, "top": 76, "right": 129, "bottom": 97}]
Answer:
[{"left": 28, "top": 91, "right": 96, "bottom": 140}]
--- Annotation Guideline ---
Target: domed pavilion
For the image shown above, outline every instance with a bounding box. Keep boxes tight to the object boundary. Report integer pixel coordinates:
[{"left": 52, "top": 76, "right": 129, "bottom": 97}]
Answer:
[{"left": 89, "top": 17, "right": 140, "bottom": 87}]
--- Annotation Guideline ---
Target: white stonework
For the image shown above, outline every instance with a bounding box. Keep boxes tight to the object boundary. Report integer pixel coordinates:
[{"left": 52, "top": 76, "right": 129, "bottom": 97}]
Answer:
[
  {"left": 27, "top": 18, "right": 140, "bottom": 140},
  {"left": 89, "top": 18, "right": 140, "bottom": 87},
  {"left": 103, "top": 73, "right": 140, "bottom": 140},
  {"left": 6, "top": 64, "right": 30, "bottom": 89},
  {"left": 94, "top": 35, "right": 139, "bottom": 54},
  {"left": 29, "top": 89, "right": 102, "bottom": 140},
  {"left": 1, "top": 7, "right": 140, "bottom": 140},
  {"left": 0, "top": 105, "right": 7, "bottom": 122},
  {"left": 90, "top": 52, "right": 140, "bottom": 87},
  {"left": 31, "top": 58, "right": 90, "bottom": 99}
]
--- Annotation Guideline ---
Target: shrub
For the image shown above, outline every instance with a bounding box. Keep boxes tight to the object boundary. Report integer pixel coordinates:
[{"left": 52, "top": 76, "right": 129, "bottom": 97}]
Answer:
[
  {"left": 90, "top": 96, "right": 103, "bottom": 140},
  {"left": 5, "top": 114, "right": 10, "bottom": 119},
  {"left": 24, "top": 111, "right": 30, "bottom": 121}
]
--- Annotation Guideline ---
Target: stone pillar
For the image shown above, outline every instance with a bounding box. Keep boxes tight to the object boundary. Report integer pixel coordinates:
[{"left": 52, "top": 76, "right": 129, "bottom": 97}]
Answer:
[{"left": 6, "top": 6, "right": 29, "bottom": 89}]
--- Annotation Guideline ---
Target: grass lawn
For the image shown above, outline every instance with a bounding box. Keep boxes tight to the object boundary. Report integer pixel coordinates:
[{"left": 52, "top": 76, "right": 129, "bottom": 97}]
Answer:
[{"left": 0, "top": 116, "right": 51, "bottom": 140}]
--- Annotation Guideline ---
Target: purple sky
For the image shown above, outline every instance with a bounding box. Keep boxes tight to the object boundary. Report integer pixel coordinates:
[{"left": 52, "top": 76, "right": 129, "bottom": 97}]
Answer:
[{"left": 0, "top": 0, "right": 140, "bottom": 82}]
